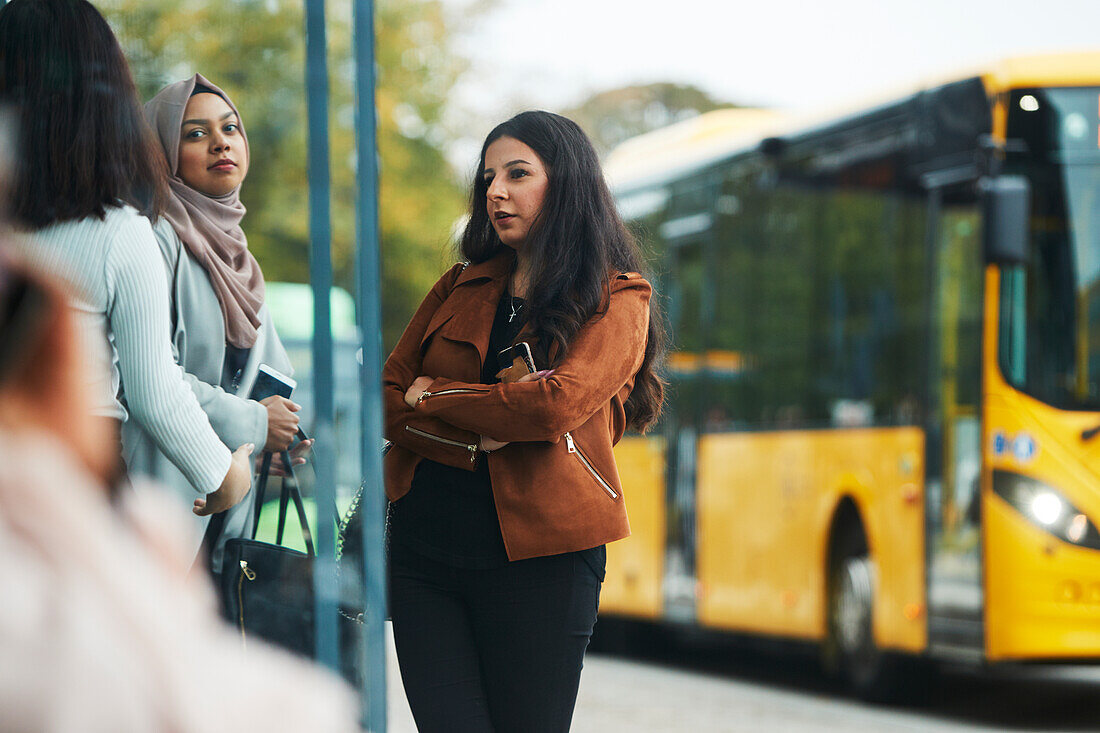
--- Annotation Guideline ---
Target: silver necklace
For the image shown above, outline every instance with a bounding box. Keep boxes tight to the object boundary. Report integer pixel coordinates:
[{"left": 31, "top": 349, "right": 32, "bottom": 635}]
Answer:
[{"left": 508, "top": 293, "right": 523, "bottom": 323}]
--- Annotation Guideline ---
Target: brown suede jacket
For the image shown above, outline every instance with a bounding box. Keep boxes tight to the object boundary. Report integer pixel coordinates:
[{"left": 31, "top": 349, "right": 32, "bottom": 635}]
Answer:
[{"left": 382, "top": 248, "right": 652, "bottom": 560}]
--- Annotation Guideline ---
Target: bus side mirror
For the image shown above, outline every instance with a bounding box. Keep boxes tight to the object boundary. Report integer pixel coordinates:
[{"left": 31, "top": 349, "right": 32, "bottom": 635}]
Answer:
[{"left": 980, "top": 175, "right": 1030, "bottom": 265}]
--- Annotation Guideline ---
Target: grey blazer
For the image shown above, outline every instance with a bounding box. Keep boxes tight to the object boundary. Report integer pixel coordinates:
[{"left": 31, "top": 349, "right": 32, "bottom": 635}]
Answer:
[{"left": 122, "top": 218, "right": 293, "bottom": 569}]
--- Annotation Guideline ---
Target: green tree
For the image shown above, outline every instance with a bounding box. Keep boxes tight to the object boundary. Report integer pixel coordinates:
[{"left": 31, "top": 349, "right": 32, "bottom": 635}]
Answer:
[
  {"left": 103, "top": 0, "right": 466, "bottom": 348},
  {"left": 561, "top": 82, "right": 736, "bottom": 158}
]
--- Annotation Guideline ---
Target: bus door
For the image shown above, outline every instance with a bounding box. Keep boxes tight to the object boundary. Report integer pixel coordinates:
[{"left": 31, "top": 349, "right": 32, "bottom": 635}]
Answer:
[
  {"left": 662, "top": 227, "right": 709, "bottom": 622},
  {"left": 925, "top": 179, "right": 985, "bottom": 656}
]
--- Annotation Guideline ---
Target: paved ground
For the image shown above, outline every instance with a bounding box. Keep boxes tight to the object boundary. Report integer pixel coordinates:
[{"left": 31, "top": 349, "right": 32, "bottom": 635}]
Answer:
[{"left": 383, "top": 621, "right": 1100, "bottom": 732}]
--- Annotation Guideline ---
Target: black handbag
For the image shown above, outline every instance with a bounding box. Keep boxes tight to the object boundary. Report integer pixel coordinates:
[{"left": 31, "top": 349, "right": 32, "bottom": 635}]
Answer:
[
  {"left": 220, "top": 451, "right": 319, "bottom": 657},
  {"left": 206, "top": 446, "right": 385, "bottom": 676}
]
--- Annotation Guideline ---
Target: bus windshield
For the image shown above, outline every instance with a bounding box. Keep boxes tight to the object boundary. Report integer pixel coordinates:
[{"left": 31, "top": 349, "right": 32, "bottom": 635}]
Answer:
[{"left": 1002, "top": 87, "right": 1100, "bottom": 410}]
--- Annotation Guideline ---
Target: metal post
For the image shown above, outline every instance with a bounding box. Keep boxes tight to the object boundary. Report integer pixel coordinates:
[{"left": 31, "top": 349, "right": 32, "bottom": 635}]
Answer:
[
  {"left": 352, "top": 0, "right": 387, "bottom": 729},
  {"left": 304, "top": 0, "right": 339, "bottom": 671}
]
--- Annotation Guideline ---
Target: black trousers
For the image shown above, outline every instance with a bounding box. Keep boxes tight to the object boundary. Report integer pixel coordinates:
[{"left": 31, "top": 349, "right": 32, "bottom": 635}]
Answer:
[{"left": 389, "top": 544, "right": 602, "bottom": 733}]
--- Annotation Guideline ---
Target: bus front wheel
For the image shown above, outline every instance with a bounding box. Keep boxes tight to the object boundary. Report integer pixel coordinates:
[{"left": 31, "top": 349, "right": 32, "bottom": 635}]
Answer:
[
  {"left": 833, "top": 555, "right": 883, "bottom": 691},
  {"left": 825, "top": 532, "right": 899, "bottom": 701}
]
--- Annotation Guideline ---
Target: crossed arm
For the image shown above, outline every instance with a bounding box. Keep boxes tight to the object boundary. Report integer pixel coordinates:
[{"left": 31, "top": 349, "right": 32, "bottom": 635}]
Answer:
[{"left": 384, "top": 273, "right": 651, "bottom": 468}]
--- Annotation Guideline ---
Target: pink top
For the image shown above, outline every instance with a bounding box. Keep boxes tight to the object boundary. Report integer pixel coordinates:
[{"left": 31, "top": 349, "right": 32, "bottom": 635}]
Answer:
[{"left": 0, "top": 429, "right": 359, "bottom": 732}]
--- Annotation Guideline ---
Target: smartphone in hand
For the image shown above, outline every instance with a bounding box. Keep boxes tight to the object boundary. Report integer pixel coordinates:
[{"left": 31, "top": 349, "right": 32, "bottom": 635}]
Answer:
[
  {"left": 495, "top": 342, "right": 536, "bottom": 383},
  {"left": 250, "top": 364, "right": 296, "bottom": 401},
  {"left": 251, "top": 364, "right": 309, "bottom": 441}
]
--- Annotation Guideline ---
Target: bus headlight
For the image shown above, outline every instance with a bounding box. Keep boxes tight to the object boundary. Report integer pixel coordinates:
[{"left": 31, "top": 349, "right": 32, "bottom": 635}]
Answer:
[
  {"left": 1029, "top": 491, "right": 1064, "bottom": 526},
  {"left": 992, "top": 470, "right": 1100, "bottom": 550}
]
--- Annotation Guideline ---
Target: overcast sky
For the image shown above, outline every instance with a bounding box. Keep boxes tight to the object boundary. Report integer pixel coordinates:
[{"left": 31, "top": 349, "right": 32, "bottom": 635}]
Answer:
[{"left": 450, "top": 0, "right": 1100, "bottom": 116}]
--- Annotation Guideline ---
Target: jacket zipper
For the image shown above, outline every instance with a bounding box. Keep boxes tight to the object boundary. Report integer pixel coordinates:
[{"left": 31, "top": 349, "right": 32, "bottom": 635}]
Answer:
[
  {"left": 415, "top": 387, "right": 487, "bottom": 407},
  {"left": 564, "top": 432, "right": 619, "bottom": 499},
  {"left": 405, "top": 425, "right": 479, "bottom": 464},
  {"left": 237, "top": 560, "right": 256, "bottom": 647}
]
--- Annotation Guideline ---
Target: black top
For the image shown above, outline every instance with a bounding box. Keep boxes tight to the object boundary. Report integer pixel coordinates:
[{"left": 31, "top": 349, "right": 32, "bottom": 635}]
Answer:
[
  {"left": 222, "top": 343, "right": 251, "bottom": 392},
  {"left": 388, "top": 291, "right": 606, "bottom": 578}
]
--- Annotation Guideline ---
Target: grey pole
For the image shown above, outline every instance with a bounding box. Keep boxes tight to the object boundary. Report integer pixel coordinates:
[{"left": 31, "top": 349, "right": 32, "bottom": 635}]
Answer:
[
  {"left": 352, "top": 0, "right": 387, "bottom": 728},
  {"left": 304, "top": 0, "right": 340, "bottom": 670}
]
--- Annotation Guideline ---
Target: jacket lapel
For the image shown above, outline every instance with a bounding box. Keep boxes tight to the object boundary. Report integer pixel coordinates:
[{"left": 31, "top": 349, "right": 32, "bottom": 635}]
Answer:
[{"left": 433, "top": 249, "right": 514, "bottom": 370}]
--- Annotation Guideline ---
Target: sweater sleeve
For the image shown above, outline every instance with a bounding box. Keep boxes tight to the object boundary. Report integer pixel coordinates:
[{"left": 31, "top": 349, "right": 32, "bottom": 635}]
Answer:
[{"left": 105, "top": 215, "right": 232, "bottom": 494}]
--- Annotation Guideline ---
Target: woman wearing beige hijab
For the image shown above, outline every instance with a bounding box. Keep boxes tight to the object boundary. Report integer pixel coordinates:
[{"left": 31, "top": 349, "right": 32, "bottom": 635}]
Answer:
[{"left": 126, "top": 74, "right": 308, "bottom": 569}]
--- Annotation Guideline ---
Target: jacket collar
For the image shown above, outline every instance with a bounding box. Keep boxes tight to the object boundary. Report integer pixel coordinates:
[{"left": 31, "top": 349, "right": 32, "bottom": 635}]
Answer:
[
  {"left": 455, "top": 247, "right": 515, "bottom": 288},
  {"left": 440, "top": 247, "right": 516, "bottom": 369}
]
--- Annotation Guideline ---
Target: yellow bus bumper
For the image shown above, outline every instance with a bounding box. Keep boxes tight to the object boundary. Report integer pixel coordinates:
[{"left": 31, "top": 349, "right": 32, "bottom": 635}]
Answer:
[{"left": 986, "top": 494, "right": 1100, "bottom": 660}]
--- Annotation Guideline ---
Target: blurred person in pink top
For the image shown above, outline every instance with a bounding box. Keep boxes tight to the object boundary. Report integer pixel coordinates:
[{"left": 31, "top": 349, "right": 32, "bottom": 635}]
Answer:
[{"left": 0, "top": 257, "right": 360, "bottom": 731}]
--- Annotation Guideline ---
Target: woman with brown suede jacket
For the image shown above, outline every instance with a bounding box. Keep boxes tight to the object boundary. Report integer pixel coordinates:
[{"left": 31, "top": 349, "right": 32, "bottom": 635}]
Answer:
[{"left": 382, "top": 111, "right": 667, "bottom": 733}]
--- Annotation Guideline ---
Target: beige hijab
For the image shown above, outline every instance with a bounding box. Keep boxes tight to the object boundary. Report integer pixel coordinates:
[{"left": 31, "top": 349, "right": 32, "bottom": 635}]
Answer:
[{"left": 145, "top": 74, "right": 264, "bottom": 349}]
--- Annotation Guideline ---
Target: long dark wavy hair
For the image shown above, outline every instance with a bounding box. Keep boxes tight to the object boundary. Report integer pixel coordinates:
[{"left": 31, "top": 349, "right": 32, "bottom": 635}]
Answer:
[
  {"left": 460, "top": 111, "right": 667, "bottom": 432},
  {"left": 0, "top": 0, "right": 167, "bottom": 228}
]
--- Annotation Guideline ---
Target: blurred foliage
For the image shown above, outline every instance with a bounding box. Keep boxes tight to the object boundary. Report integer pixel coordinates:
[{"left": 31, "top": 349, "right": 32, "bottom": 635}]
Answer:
[
  {"left": 103, "top": 0, "right": 466, "bottom": 349},
  {"left": 561, "top": 82, "right": 736, "bottom": 158}
]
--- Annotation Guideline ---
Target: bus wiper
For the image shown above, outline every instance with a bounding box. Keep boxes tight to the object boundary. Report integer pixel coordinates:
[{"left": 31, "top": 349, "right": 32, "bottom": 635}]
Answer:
[{"left": 1081, "top": 424, "right": 1100, "bottom": 441}]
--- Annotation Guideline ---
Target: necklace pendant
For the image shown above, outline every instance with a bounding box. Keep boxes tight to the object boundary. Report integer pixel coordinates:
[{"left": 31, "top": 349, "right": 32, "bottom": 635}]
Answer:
[{"left": 508, "top": 311, "right": 517, "bottom": 323}]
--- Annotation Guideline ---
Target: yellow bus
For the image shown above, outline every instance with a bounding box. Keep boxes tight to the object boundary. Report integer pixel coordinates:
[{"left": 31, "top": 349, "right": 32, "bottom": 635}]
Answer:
[{"left": 602, "top": 53, "right": 1100, "bottom": 697}]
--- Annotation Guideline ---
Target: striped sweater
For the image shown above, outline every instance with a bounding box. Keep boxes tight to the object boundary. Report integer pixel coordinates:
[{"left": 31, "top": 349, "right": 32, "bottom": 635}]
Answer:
[{"left": 17, "top": 206, "right": 231, "bottom": 494}]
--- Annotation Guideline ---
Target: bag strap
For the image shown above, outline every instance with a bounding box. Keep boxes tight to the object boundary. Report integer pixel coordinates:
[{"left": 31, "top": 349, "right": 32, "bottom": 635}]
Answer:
[
  {"left": 195, "top": 448, "right": 318, "bottom": 570},
  {"left": 251, "top": 449, "right": 315, "bottom": 555},
  {"left": 252, "top": 452, "right": 274, "bottom": 534},
  {"left": 281, "top": 449, "right": 315, "bottom": 555},
  {"left": 195, "top": 510, "right": 225, "bottom": 574},
  {"left": 276, "top": 466, "right": 291, "bottom": 544}
]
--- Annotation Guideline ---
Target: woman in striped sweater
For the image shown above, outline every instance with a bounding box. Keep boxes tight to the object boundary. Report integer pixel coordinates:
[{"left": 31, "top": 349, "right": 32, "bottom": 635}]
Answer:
[{"left": 0, "top": 0, "right": 252, "bottom": 521}]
